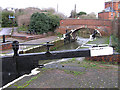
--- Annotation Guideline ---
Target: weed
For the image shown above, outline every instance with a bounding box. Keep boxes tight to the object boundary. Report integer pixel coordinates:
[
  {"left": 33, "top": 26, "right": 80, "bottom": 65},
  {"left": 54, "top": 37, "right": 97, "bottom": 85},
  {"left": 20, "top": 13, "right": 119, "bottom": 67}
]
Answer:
[
  {"left": 17, "top": 25, "right": 28, "bottom": 32},
  {"left": 41, "top": 67, "right": 48, "bottom": 70},
  {"left": 13, "top": 74, "right": 40, "bottom": 89},
  {"left": 57, "top": 32, "right": 63, "bottom": 38},
  {"left": 60, "top": 58, "right": 76, "bottom": 64},
  {"left": 64, "top": 70, "right": 85, "bottom": 76},
  {"left": 77, "top": 61, "right": 81, "bottom": 64},
  {"left": 51, "top": 47, "right": 57, "bottom": 51}
]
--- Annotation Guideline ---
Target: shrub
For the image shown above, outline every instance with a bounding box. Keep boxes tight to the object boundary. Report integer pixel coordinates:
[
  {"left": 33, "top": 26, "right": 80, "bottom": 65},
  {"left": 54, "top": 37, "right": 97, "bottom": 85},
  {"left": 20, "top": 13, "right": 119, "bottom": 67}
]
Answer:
[
  {"left": 29, "top": 12, "right": 60, "bottom": 34},
  {"left": 111, "top": 35, "right": 120, "bottom": 53},
  {"left": 2, "top": 11, "right": 18, "bottom": 27},
  {"left": 17, "top": 25, "right": 28, "bottom": 32}
]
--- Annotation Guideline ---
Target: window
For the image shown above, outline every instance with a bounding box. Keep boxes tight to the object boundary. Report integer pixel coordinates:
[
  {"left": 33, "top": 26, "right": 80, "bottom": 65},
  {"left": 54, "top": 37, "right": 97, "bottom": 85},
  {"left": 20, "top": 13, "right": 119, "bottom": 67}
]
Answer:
[
  {"left": 119, "top": 12, "right": 120, "bottom": 17},
  {"left": 118, "top": 4, "right": 120, "bottom": 9}
]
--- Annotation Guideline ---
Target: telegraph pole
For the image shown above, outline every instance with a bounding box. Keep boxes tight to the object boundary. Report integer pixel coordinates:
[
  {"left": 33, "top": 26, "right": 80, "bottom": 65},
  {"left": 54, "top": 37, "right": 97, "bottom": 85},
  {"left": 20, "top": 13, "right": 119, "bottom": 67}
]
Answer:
[
  {"left": 74, "top": 4, "right": 77, "bottom": 18},
  {"left": 57, "top": 4, "right": 58, "bottom": 12}
]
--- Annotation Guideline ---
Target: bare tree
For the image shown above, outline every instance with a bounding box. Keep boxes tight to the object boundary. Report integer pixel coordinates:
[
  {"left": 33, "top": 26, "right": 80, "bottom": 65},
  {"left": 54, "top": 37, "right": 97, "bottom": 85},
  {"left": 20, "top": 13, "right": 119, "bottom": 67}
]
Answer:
[
  {"left": 79, "top": 12, "right": 97, "bottom": 19},
  {"left": 42, "top": 8, "right": 56, "bottom": 13},
  {"left": 54, "top": 12, "right": 68, "bottom": 19}
]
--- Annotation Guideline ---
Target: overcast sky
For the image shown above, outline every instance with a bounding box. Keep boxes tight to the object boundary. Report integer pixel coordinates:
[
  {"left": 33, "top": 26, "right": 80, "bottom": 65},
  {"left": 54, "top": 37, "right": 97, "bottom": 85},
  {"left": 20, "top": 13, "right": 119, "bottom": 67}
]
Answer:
[{"left": 0, "top": 0, "right": 110, "bottom": 16}]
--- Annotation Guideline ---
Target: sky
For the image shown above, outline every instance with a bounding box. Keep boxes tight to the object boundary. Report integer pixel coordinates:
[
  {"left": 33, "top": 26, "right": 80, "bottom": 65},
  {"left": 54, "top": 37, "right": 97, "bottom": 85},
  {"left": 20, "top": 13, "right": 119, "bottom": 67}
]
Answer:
[{"left": 0, "top": 0, "right": 110, "bottom": 16}]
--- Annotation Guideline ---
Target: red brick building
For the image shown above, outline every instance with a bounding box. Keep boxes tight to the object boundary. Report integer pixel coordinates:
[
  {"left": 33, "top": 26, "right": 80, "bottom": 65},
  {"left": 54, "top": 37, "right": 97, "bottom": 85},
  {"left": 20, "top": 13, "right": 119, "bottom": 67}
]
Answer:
[{"left": 98, "top": 0, "right": 120, "bottom": 20}]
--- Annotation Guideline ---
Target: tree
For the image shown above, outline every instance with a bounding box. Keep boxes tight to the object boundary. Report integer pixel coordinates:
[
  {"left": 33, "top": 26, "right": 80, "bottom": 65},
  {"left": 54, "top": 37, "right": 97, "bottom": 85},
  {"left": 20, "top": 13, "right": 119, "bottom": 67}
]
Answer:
[
  {"left": 2, "top": 11, "right": 18, "bottom": 27},
  {"left": 47, "top": 13, "right": 60, "bottom": 32},
  {"left": 87, "top": 12, "right": 97, "bottom": 19},
  {"left": 78, "top": 12, "right": 97, "bottom": 19},
  {"left": 29, "top": 12, "right": 60, "bottom": 34},
  {"left": 42, "top": 8, "right": 55, "bottom": 14},
  {"left": 54, "top": 12, "right": 68, "bottom": 19},
  {"left": 77, "top": 11, "right": 87, "bottom": 16},
  {"left": 69, "top": 10, "right": 76, "bottom": 18},
  {"left": 0, "top": 7, "right": 2, "bottom": 26}
]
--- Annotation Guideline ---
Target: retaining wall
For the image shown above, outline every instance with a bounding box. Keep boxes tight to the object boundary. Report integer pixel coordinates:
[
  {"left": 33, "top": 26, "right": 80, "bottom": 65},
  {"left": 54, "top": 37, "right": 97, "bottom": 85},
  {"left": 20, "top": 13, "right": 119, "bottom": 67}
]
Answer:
[
  {"left": 86, "top": 54, "right": 120, "bottom": 64},
  {"left": 0, "top": 42, "right": 12, "bottom": 51}
]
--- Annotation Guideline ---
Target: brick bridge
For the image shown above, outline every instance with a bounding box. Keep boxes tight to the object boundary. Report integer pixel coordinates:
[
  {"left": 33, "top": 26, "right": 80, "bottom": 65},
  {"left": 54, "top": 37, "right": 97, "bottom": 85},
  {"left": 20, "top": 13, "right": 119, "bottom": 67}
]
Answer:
[{"left": 57, "top": 19, "right": 112, "bottom": 36}]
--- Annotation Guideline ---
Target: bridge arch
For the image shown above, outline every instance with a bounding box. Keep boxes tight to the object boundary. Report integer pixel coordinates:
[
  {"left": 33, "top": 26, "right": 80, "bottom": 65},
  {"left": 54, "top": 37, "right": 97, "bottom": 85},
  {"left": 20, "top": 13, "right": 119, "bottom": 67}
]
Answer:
[
  {"left": 70, "top": 26, "right": 102, "bottom": 40},
  {"left": 57, "top": 19, "right": 112, "bottom": 36}
]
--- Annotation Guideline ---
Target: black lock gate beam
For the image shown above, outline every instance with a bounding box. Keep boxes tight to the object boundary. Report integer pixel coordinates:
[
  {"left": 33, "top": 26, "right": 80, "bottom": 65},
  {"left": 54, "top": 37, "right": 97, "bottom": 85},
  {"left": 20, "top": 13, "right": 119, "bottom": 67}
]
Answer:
[{"left": 1, "top": 40, "right": 113, "bottom": 87}]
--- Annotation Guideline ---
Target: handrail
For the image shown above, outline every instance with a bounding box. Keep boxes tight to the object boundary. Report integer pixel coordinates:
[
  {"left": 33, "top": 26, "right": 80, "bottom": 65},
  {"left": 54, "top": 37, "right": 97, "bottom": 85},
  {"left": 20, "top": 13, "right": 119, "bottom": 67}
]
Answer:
[{"left": 19, "top": 43, "right": 54, "bottom": 46}]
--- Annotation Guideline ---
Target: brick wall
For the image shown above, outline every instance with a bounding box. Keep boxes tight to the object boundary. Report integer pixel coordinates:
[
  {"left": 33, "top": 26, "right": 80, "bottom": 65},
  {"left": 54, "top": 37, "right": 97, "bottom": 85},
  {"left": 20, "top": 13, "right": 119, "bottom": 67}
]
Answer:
[
  {"left": 105, "top": 1, "right": 119, "bottom": 16},
  {"left": 57, "top": 19, "right": 112, "bottom": 35},
  {"left": 0, "top": 42, "right": 12, "bottom": 50},
  {"left": 86, "top": 54, "right": 120, "bottom": 64},
  {"left": 0, "top": 32, "right": 55, "bottom": 50},
  {"left": 98, "top": 12, "right": 116, "bottom": 20},
  {"left": 60, "top": 19, "right": 112, "bottom": 26}
]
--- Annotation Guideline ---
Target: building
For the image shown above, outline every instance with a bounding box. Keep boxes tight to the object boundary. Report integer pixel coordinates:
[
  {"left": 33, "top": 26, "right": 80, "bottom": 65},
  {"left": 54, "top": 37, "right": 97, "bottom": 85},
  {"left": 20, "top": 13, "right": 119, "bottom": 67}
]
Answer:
[{"left": 98, "top": 0, "right": 120, "bottom": 20}]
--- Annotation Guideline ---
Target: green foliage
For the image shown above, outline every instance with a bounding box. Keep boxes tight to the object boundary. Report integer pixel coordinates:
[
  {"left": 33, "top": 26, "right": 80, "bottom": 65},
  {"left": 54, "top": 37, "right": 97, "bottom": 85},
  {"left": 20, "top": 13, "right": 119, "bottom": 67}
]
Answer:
[
  {"left": 2, "top": 11, "right": 18, "bottom": 27},
  {"left": 56, "top": 32, "right": 63, "bottom": 38},
  {"left": 0, "top": 11, "right": 2, "bottom": 25},
  {"left": 60, "top": 58, "right": 76, "bottom": 64},
  {"left": 13, "top": 74, "right": 40, "bottom": 88},
  {"left": 64, "top": 70, "right": 85, "bottom": 76},
  {"left": 29, "top": 12, "right": 60, "bottom": 34},
  {"left": 47, "top": 13, "right": 60, "bottom": 32},
  {"left": 17, "top": 25, "right": 28, "bottom": 32},
  {"left": 69, "top": 10, "right": 77, "bottom": 18},
  {"left": 111, "top": 35, "right": 120, "bottom": 53},
  {"left": 77, "top": 11, "right": 87, "bottom": 16},
  {"left": 51, "top": 47, "right": 57, "bottom": 51}
]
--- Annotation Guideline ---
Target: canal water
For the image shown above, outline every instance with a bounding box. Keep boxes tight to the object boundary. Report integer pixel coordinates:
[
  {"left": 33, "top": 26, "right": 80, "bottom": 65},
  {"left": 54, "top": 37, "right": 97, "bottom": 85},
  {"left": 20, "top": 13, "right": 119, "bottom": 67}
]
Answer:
[
  {"left": 39, "top": 37, "right": 89, "bottom": 65},
  {"left": 57, "top": 37, "right": 89, "bottom": 50}
]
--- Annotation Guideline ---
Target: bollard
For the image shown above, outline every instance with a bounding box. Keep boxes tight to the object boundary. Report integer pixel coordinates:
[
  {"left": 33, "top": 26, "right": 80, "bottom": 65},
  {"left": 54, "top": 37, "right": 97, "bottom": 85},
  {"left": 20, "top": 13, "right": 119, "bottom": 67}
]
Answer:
[
  {"left": 12, "top": 41, "right": 19, "bottom": 56},
  {"left": 2, "top": 35, "right": 5, "bottom": 43}
]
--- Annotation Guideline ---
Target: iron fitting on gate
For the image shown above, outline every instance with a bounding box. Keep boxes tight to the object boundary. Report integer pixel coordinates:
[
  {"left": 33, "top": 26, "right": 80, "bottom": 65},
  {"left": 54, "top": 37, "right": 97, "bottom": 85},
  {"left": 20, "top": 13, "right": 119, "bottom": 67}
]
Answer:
[{"left": 12, "top": 41, "right": 19, "bottom": 56}]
